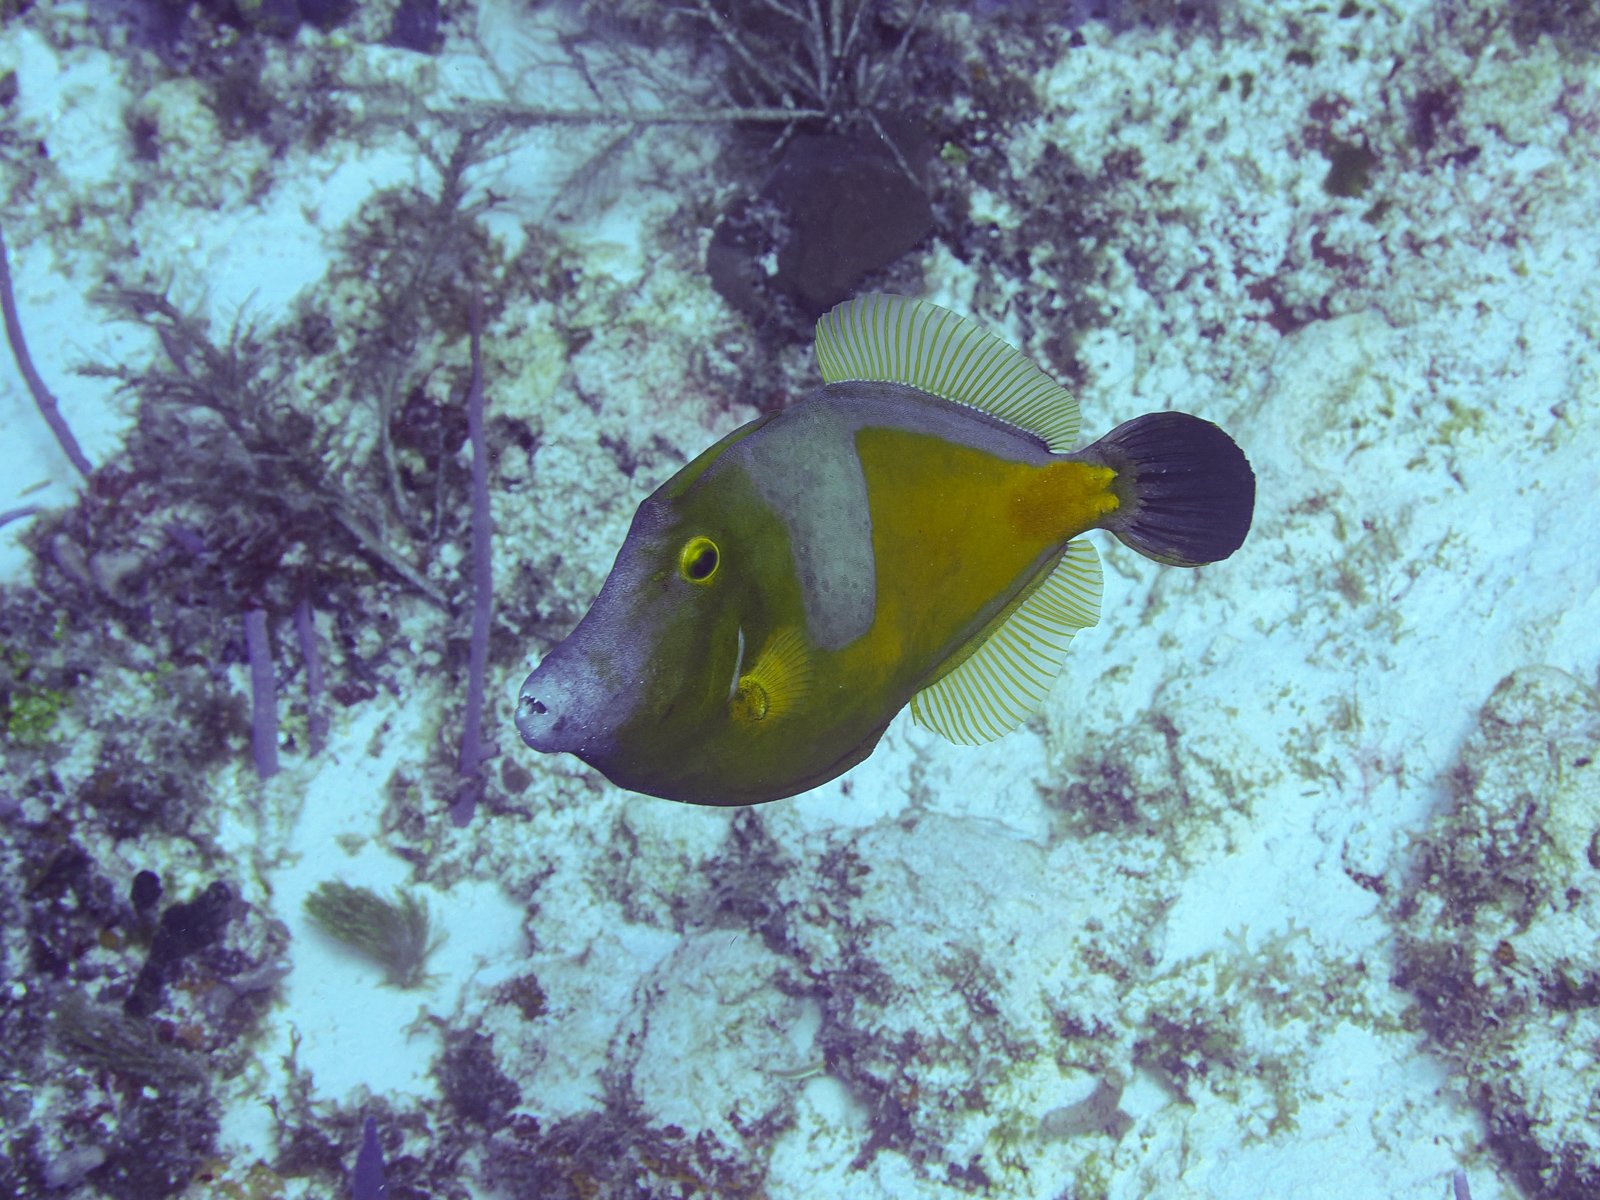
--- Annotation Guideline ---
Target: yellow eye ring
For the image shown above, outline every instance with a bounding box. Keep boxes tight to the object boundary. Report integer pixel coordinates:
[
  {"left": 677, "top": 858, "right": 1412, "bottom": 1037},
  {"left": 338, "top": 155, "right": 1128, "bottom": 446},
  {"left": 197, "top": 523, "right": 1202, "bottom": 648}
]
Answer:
[{"left": 678, "top": 535, "right": 720, "bottom": 584}]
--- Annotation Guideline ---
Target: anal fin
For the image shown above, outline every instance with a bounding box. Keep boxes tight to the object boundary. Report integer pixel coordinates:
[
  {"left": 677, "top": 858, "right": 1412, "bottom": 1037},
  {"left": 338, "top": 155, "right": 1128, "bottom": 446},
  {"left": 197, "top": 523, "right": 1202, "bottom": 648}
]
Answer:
[{"left": 911, "top": 540, "right": 1102, "bottom": 745}]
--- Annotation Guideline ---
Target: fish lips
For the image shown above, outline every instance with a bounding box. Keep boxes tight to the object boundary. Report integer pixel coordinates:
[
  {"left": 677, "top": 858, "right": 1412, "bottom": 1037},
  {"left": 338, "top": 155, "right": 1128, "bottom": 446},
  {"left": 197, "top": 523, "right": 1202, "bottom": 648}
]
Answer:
[
  {"left": 513, "top": 683, "right": 554, "bottom": 749},
  {"left": 514, "top": 626, "right": 638, "bottom": 760},
  {"left": 514, "top": 659, "right": 586, "bottom": 754}
]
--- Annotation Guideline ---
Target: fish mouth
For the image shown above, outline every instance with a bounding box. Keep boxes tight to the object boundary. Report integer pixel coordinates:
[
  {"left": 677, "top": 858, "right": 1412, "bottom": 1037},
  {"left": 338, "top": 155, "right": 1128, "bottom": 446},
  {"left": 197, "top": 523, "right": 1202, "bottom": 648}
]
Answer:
[
  {"left": 514, "top": 688, "right": 552, "bottom": 749},
  {"left": 514, "top": 649, "right": 610, "bottom": 755}
]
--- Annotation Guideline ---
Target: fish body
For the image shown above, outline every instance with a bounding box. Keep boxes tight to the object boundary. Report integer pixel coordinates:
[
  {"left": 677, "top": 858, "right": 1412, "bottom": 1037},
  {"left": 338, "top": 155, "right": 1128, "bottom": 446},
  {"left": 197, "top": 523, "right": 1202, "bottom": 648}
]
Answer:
[{"left": 516, "top": 295, "right": 1254, "bottom": 805}]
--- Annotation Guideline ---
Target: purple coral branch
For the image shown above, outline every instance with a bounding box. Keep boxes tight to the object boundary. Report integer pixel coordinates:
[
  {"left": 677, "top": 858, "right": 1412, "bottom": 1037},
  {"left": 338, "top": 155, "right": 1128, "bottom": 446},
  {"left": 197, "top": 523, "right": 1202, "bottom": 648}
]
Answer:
[
  {"left": 352, "top": 1116, "right": 388, "bottom": 1200},
  {"left": 451, "top": 296, "right": 497, "bottom": 826},
  {"left": 294, "top": 597, "right": 328, "bottom": 756},
  {"left": 243, "top": 608, "right": 280, "bottom": 780},
  {"left": 0, "top": 225, "right": 93, "bottom": 479}
]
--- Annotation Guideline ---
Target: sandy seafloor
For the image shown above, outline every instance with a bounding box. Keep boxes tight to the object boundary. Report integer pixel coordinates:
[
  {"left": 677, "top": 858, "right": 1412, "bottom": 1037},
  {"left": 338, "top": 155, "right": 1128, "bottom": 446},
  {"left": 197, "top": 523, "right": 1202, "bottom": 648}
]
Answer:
[{"left": 1, "top": 1, "right": 1598, "bottom": 1198}]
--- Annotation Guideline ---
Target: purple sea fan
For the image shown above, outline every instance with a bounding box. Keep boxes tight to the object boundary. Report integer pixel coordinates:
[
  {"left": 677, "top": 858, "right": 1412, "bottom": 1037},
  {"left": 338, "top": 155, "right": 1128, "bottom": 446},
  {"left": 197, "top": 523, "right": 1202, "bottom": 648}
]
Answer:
[
  {"left": 452, "top": 296, "right": 496, "bottom": 825},
  {"left": 353, "top": 1116, "right": 387, "bottom": 1199},
  {"left": 244, "top": 608, "right": 279, "bottom": 779}
]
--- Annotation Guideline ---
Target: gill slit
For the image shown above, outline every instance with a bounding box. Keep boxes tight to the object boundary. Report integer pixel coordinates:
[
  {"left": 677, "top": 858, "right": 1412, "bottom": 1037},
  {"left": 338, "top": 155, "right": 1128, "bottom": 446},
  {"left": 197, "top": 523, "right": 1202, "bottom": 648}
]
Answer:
[{"left": 728, "top": 624, "right": 746, "bottom": 701}]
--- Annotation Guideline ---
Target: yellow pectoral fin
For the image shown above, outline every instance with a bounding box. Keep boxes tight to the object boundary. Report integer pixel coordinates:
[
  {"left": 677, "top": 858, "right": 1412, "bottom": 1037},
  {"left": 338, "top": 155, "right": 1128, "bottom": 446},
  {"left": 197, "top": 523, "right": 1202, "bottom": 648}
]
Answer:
[{"left": 730, "top": 627, "right": 814, "bottom": 728}]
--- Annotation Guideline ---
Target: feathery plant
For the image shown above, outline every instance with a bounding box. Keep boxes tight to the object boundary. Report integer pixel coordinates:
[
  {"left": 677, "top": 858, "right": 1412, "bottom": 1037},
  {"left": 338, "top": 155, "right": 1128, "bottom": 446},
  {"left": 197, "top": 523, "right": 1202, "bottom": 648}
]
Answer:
[
  {"left": 452, "top": 0, "right": 933, "bottom": 205},
  {"left": 303, "top": 882, "right": 442, "bottom": 989},
  {"left": 83, "top": 287, "right": 444, "bottom": 606},
  {"left": 686, "top": 0, "right": 929, "bottom": 165}
]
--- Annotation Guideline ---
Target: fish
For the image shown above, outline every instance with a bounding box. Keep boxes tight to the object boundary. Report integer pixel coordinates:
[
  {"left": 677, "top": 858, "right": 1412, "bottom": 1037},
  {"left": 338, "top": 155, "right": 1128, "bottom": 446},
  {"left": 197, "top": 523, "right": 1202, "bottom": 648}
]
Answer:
[{"left": 515, "top": 294, "right": 1254, "bottom": 805}]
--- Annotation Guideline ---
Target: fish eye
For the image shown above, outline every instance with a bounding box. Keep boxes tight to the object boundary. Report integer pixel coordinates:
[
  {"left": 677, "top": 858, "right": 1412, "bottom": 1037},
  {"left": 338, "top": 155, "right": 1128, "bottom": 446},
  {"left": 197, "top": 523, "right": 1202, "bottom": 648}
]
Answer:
[{"left": 678, "top": 535, "right": 720, "bottom": 584}]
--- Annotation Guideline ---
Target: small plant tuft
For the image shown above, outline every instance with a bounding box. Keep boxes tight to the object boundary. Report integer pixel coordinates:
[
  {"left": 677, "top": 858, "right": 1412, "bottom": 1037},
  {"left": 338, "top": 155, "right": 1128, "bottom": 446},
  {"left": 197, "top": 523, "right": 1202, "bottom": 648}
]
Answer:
[
  {"left": 52, "top": 990, "right": 208, "bottom": 1087},
  {"left": 303, "top": 882, "right": 441, "bottom": 989}
]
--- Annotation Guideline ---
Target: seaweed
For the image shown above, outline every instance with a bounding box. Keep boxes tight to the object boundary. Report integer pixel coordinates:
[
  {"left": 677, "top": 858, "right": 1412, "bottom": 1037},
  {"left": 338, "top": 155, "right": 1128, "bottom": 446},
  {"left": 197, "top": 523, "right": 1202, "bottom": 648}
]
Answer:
[
  {"left": 2, "top": 126, "right": 526, "bottom": 804},
  {"left": 321, "top": 132, "right": 498, "bottom": 533},
  {"left": 0, "top": 645, "right": 67, "bottom": 745},
  {"left": 436, "top": 1029, "right": 522, "bottom": 1132},
  {"left": 43, "top": 992, "right": 222, "bottom": 1196},
  {"left": 303, "top": 881, "right": 441, "bottom": 989},
  {"left": 37, "top": 993, "right": 220, "bottom": 1196},
  {"left": 680, "top": 0, "right": 934, "bottom": 158},
  {"left": 23, "top": 843, "right": 121, "bottom": 981},
  {"left": 482, "top": 1068, "right": 773, "bottom": 1200},
  {"left": 84, "top": 285, "right": 443, "bottom": 608},
  {"left": 674, "top": 808, "right": 797, "bottom": 948},
  {"left": 2, "top": 272, "right": 439, "bottom": 795},
  {"left": 52, "top": 990, "right": 209, "bottom": 1088},
  {"left": 1394, "top": 669, "right": 1600, "bottom": 1200},
  {"left": 1507, "top": 0, "right": 1600, "bottom": 55}
]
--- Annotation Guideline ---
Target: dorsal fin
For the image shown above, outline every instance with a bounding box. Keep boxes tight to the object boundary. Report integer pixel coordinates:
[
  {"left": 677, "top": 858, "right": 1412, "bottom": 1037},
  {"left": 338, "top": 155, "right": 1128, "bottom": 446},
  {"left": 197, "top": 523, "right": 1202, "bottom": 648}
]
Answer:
[
  {"left": 910, "top": 540, "right": 1102, "bottom": 745},
  {"left": 814, "top": 294, "right": 1081, "bottom": 452}
]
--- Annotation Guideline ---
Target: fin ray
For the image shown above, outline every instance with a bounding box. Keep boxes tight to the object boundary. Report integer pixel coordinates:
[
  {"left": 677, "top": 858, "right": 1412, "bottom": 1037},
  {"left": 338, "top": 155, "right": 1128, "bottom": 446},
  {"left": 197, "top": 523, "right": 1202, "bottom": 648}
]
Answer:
[
  {"left": 1088, "top": 411, "right": 1256, "bottom": 566},
  {"left": 816, "top": 294, "right": 1081, "bottom": 451},
  {"left": 911, "top": 540, "right": 1103, "bottom": 745},
  {"left": 730, "top": 627, "right": 814, "bottom": 728}
]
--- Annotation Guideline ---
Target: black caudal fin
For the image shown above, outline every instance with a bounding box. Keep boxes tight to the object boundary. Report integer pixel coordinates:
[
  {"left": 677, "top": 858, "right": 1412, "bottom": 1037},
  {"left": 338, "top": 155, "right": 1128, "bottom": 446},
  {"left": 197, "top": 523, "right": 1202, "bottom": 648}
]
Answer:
[{"left": 1089, "top": 411, "right": 1255, "bottom": 566}]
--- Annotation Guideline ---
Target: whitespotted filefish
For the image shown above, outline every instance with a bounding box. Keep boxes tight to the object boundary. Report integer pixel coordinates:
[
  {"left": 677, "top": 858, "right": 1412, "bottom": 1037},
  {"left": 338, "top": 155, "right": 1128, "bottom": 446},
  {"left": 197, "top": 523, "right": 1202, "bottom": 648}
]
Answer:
[{"left": 515, "top": 294, "right": 1254, "bottom": 804}]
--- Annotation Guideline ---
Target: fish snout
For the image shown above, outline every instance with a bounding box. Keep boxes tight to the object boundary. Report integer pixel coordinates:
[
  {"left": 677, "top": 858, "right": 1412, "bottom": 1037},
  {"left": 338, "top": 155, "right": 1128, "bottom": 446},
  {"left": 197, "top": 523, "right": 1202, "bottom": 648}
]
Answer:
[
  {"left": 514, "top": 686, "right": 555, "bottom": 748},
  {"left": 515, "top": 650, "right": 606, "bottom": 755},
  {"left": 514, "top": 665, "right": 571, "bottom": 751}
]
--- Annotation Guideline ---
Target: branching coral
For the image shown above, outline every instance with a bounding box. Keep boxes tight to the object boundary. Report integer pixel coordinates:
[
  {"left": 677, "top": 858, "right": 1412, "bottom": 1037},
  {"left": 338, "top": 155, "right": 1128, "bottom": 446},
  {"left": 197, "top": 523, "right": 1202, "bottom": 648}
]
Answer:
[
  {"left": 684, "top": 0, "right": 930, "bottom": 163},
  {"left": 451, "top": 296, "right": 496, "bottom": 826},
  {"left": 352, "top": 1116, "right": 388, "bottom": 1200},
  {"left": 87, "top": 286, "right": 444, "bottom": 606},
  {"left": 242, "top": 607, "right": 279, "bottom": 780},
  {"left": 0, "top": 224, "right": 91, "bottom": 479}
]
